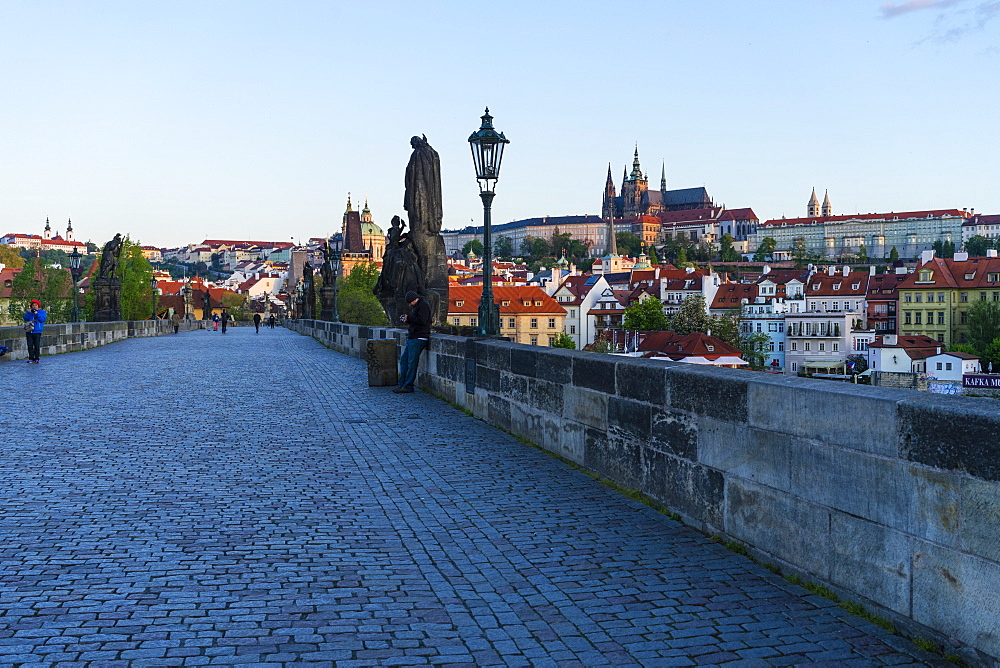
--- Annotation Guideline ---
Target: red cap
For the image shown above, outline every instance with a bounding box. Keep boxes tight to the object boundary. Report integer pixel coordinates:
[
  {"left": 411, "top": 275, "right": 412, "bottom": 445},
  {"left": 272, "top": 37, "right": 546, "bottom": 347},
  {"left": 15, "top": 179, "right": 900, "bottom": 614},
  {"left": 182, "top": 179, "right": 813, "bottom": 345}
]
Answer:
[{"left": 30, "top": 300, "right": 40, "bottom": 306}]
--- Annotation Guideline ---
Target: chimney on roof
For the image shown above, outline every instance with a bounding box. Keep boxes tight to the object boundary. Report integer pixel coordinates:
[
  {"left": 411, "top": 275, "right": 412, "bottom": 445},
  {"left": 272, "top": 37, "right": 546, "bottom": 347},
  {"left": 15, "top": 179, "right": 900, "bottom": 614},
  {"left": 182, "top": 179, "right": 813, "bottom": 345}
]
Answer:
[
  {"left": 988, "top": 249, "right": 999, "bottom": 258},
  {"left": 843, "top": 265, "right": 850, "bottom": 277},
  {"left": 954, "top": 251, "right": 969, "bottom": 262},
  {"left": 884, "top": 334, "right": 898, "bottom": 346},
  {"left": 895, "top": 265, "right": 907, "bottom": 275},
  {"left": 827, "top": 265, "right": 835, "bottom": 276},
  {"left": 920, "top": 249, "right": 935, "bottom": 265},
  {"left": 869, "top": 266, "right": 875, "bottom": 276}
]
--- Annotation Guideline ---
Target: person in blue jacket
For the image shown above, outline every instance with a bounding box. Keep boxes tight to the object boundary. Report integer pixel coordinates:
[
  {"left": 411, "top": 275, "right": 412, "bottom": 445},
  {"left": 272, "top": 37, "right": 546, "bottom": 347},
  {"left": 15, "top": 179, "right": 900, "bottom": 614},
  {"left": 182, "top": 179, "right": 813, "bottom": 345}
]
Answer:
[{"left": 23, "top": 299, "right": 47, "bottom": 363}]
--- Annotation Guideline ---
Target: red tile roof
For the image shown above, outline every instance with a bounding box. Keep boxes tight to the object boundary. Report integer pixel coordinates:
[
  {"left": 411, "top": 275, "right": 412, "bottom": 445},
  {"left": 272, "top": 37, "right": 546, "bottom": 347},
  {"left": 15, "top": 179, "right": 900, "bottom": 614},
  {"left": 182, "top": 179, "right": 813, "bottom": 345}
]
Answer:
[
  {"left": 448, "top": 285, "right": 566, "bottom": 315},
  {"left": 638, "top": 331, "right": 743, "bottom": 360}
]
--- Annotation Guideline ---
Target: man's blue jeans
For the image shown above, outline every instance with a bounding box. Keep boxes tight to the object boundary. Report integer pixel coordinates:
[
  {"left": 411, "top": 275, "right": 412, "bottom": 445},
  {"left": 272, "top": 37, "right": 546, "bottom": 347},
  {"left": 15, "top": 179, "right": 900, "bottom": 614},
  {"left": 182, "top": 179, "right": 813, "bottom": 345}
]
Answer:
[{"left": 398, "top": 338, "right": 427, "bottom": 390}]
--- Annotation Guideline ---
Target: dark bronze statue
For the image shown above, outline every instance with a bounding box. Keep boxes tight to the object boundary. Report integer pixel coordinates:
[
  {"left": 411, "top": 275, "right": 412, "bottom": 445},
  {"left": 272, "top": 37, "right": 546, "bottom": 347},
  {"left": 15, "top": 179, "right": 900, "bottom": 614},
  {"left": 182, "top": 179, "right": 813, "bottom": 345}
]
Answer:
[
  {"left": 375, "top": 135, "right": 449, "bottom": 324},
  {"left": 302, "top": 262, "right": 316, "bottom": 320},
  {"left": 98, "top": 233, "right": 123, "bottom": 280},
  {"left": 320, "top": 240, "right": 337, "bottom": 286}
]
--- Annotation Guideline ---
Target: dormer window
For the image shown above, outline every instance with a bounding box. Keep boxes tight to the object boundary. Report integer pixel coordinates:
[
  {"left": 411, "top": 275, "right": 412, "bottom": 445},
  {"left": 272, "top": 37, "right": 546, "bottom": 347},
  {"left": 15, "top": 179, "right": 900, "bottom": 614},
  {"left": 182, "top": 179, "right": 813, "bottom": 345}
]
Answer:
[
  {"left": 456, "top": 300, "right": 464, "bottom": 307},
  {"left": 988, "top": 273, "right": 1000, "bottom": 283},
  {"left": 812, "top": 284, "right": 820, "bottom": 290},
  {"left": 833, "top": 283, "right": 841, "bottom": 290},
  {"left": 966, "top": 272, "right": 977, "bottom": 280},
  {"left": 852, "top": 283, "right": 860, "bottom": 290},
  {"left": 523, "top": 301, "right": 531, "bottom": 307},
  {"left": 706, "top": 345, "right": 714, "bottom": 352},
  {"left": 919, "top": 270, "right": 934, "bottom": 282},
  {"left": 501, "top": 300, "right": 510, "bottom": 307},
  {"left": 535, "top": 301, "right": 543, "bottom": 307}
]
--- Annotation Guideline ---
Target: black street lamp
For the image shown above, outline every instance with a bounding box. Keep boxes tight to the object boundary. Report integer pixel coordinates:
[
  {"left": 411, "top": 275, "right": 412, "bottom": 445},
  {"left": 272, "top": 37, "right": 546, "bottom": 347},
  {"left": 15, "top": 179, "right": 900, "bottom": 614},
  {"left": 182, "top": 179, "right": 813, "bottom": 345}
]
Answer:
[
  {"left": 150, "top": 276, "right": 159, "bottom": 320},
  {"left": 68, "top": 247, "right": 83, "bottom": 322},
  {"left": 468, "top": 107, "right": 509, "bottom": 337}
]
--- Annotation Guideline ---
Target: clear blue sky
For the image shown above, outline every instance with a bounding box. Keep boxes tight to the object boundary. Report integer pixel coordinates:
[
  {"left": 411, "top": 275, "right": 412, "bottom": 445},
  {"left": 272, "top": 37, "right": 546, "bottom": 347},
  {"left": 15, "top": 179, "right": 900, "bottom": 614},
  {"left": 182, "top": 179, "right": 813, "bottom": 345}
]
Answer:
[{"left": 1, "top": 0, "right": 997, "bottom": 249}]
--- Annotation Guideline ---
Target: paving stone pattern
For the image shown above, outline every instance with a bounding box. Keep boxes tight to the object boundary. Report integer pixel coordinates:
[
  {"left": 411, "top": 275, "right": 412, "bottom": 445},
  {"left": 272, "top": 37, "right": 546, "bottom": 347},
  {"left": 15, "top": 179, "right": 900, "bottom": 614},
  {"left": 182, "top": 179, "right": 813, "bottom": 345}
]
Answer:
[{"left": 1, "top": 329, "right": 946, "bottom": 666}]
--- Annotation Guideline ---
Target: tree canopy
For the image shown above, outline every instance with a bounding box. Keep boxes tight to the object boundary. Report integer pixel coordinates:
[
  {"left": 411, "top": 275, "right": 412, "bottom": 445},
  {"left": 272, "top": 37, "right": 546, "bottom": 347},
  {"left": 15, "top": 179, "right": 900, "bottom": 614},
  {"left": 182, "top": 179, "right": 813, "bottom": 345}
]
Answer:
[
  {"left": 462, "top": 239, "right": 484, "bottom": 258},
  {"left": 753, "top": 237, "right": 776, "bottom": 262},
  {"left": 6, "top": 257, "right": 73, "bottom": 323},
  {"left": 340, "top": 260, "right": 388, "bottom": 326},
  {"left": 622, "top": 296, "right": 670, "bottom": 331},
  {"left": 967, "top": 299, "right": 1000, "bottom": 356}
]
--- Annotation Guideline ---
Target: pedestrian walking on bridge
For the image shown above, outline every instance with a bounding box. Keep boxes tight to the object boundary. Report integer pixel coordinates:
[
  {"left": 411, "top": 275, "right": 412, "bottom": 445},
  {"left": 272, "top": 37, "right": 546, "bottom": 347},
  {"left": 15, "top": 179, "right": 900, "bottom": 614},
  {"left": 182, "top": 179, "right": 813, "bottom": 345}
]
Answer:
[
  {"left": 268, "top": 315, "right": 276, "bottom": 329},
  {"left": 23, "top": 300, "right": 46, "bottom": 363},
  {"left": 221, "top": 309, "right": 230, "bottom": 334},
  {"left": 253, "top": 313, "right": 262, "bottom": 333}
]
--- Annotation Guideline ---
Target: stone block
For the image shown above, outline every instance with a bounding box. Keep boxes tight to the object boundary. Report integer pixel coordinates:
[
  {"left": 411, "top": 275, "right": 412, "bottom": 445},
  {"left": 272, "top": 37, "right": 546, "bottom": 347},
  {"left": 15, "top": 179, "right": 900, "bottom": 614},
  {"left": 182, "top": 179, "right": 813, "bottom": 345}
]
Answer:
[
  {"left": 697, "top": 419, "right": 790, "bottom": 491},
  {"left": 669, "top": 365, "right": 748, "bottom": 423},
  {"left": 476, "top": 364, "right": 501, "bottom": 393},
  {"left": 509, "top": 346, "right": 537, "bottom": 378},
  {"left": 899, "top": 394, "right": 1000, "bottom": 482},
  {"left": 557, "top": 421, "right": 586, "bottom": 465},
  {"left": 829, "top": 513, "right": 911, "bottom": 615},
  {"left": 908, "top": 466, "right": 962, "bottom": 550},
  {"left": 528, "top": 378, "right": 564, "bottom": 416},
  {"left": 365, "top": 339, "right": 397, "bottom": 387},
  {"left": 642, "top": 449, "right": 724, "bottom": 529},
  {"left": 434, "top": 354, "right": 463, "bottom": 382},
  {"left": 616, "top": 358, "right": 671, "bottom": 405},
  {"left": 748, "top": 374, "right": 903, "bottom": 456},
  {"left": 608, "top": 396, "right": 651, "bottom": 442},
  {"left": 535, "top": 348, "right": 574, "bottom": 384},
  {"left": 572, "top": 356, "right": 617, "bottom": 393},
  {"left": 511, "top": 403, "right": 560, "bottom": 454},
  {"left": 563, "top": 388, "right": 608, "bottom": 431},
  {"left": 499, "top": 372, "right": 529, "bottom": 401},
  {"left": 726, "top": 479, "right": 831, "bottom": 578},
  {"left": 912, "top": 542, "right": 1000, "bottom": 660},
  {"left": 488, "top": 395, "right": 512, "bottom": 432},
  {"left": 476, "top": 341, "right": 510, "bottom": 371},
  {"left": 961, "top": 478, "right": 1000, "bottom": 560},
  {"left": 789, "top": 442, "right": 914, "bottom": 529},
  {"left": 584, "top": 429, "right": 641, "bottom": 489}
]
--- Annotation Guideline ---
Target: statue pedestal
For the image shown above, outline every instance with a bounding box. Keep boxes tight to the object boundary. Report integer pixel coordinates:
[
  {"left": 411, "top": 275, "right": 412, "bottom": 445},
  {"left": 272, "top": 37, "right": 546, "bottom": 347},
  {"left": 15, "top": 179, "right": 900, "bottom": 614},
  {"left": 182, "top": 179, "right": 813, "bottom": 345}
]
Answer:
[
  {"left": 92, "top": 278, "right": 122, "bottom": 322},
  {"left": 320, "top": 286, "right": 337, "bottom": 322},
  {"left": 366, "top": 339, "right": 398, "bottom": 386}
]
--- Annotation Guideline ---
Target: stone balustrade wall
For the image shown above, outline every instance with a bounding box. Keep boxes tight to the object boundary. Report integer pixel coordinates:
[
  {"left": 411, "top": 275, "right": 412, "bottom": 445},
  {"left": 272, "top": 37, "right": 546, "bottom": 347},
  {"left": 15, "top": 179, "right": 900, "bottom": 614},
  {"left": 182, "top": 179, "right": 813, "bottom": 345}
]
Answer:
[
  {"left": 301, "top": 320, "right": 1000, "bottom": 663},
  {"left": 0, "top": 318, "right": 205, "bottom": 361}
]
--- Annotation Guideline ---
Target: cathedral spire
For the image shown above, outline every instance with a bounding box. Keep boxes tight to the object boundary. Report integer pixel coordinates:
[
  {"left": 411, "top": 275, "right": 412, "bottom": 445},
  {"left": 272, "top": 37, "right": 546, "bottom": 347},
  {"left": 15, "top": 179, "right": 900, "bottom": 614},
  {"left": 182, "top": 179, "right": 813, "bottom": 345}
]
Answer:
[
  {"left": 629, "top": 146, "right": 642, "bottom": 180},
  {"left": 660, "top": 162, "right": 667, "bottom": 192},
  {"left": 821, "top": 189, "right": 832, "bottom": 217},
  {"left": 345, "top": 192, "right": 353, "bottom": 212},
  {"left": 43, "top": 217, "right": 52, "bottom": 240}
]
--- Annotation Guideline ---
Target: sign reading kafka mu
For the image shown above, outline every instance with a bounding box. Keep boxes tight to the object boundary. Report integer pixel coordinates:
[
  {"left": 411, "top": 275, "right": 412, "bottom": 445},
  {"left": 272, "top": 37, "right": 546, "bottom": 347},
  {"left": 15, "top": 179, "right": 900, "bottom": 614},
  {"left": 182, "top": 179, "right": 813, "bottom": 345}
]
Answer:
[{"left": 962, "top": 374, "right": 1000, "bottom": 388}]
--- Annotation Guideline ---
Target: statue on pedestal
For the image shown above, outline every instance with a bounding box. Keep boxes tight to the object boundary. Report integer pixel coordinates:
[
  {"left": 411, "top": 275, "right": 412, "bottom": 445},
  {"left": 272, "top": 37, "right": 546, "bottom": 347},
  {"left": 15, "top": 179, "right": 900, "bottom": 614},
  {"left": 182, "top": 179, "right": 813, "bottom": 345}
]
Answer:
[
  {"left": 319, "top": 240, "right": 340, "bottom": 321},
  {"left": 302, "top": 262, "right": 316, "bottom": 320},
  {"left": 93, "top": 233, "right": 125, "bottom": 322},
  {"left": 374, "top": 135, "right": 449, "bottom": 325}
]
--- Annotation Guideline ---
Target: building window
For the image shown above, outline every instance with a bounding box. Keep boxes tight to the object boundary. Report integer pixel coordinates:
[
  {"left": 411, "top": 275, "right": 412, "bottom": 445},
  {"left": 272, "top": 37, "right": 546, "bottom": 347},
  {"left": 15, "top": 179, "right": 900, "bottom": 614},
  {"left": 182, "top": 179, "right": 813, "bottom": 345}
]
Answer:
[
  {"left": 756, "top": 323, "right": 762, "bottom": 332},
  {"left": 938, "top": 312, "right": 945, "bottom": 325},
  {"left": 778, "top": 342, "right": 784, "bottom": 352},
  {"left": 530, "top": 336, "right": 538, "bottom": 346},
  {"left": 938, "top": 293, "right": 945, "bottom": 303},
  {"left": 915, "top": 312, "right": 923, "bottom": 325},
  {"left": 471, "top": 318, "right": 477, "bottom": 327},
  {"left": 946, "top": 362, "right": 952, "bottom": 370},
  {"left": 456, "top": 300, "right": 464, "bottom": 307},
  {"left": 530, "top": 318, "right": 538, "bottom": 328},
  {"left": 804, "top": 342, "right": 811, "bottom": 352},
  {"left": 570, "top": 325, "right": 576, "bottom": 334},
  {"left": 548, "top": 336, "right": 555, "bottom": 346},
  {"left": 961, "top": 292, "right": 968, "bottom": 302},
  {"left": 961, "top": 311, "right": 968, "bottom": 324},
  {"left": 548, "top": 318, "right": 556, "bottom": 328},
  {"left": 905, "top": 311, "right": 911, "bottom": 325},
  {"left": 791, "top": 342, "right": 797, "bottom": 351},
  {"left": 792, "top": 362, "right": 797, "bottom": 371},
  {"left": 915, "top": 293, "right": 923, "bottom": 303},
  {"left": 904, "top": 294, "right": 911, "bottom": 303},
  {"left": 833, "top": 343, "right": 839, "bottom": 352},
  {"left": 501, "top": 300, "right": 510, "bottom": 307},
  {"left": 453, "top": 318, "right": 460, "bottom": 326},
  {"left": 819, "top": 343, "right": 825, "bottom": 352},
  {"left": 768, "top": 342, "right": 775, "bottom": 352},
  {"left": 508, "top": 318, "right": 515, "bottom": 328},
  {"left": 832, "top": 302, "right": 840, "bottom": 311},
  {"left": 569, "top": 309, "right": 576, "bottom": 318},
  {"left": 936, "top": 362, "right": 943, "bottom": 370}
]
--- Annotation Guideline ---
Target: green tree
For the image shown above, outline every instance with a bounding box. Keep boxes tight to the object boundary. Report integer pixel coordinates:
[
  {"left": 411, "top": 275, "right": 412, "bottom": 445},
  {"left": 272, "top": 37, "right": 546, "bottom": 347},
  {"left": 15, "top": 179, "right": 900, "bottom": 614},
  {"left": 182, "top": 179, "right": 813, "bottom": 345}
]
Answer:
[
  {"left": 965, "top": 235, "right": 992, "bottom": 257},
  {"left": 552, "top": 332, "right": 576, "bottom": 349},
  {"left": 669, "top": 295, "right": 712, "bottom": 335},
  {"left": 711, "top": 310, "right": 743, "bottom": 349},
  {"left": 792, "top": 237, "right": 812, "bottom": 267},
  {"left": 845, "top": 353, "right": 869, "bottom": 374},
  {"left": 219, "top": 292, "right": 250, "bottom": 321},
  {"left": 647, "top": 244, "right": 660, "bottom": 265},
  {"left": 857, "top": 245, "right": 869, "bottom": 262},
  {"left": 494, "top": 235, "right": 514, "bottom": 259},
  {"left": 740, "top": 331, "right": 771, "bottom": 371},
  {"left": 889, "top": 246, "right": 899, "bottom": 261},
  {"left": 341, "top": 260, "right": 388, "bottom": 326},
  {"left": 967, "top": 299, "right": 1000, "bottom": 355},
  {"left": 1, "top": 244, "right": 26, "bottom": 268},
  {"left": 753, "top": 237, "right": 777, "bottom": 262},
  {"left": 462, "top": 239, "right": 484, "bottom": 258},
  {"left": 720, "top": 233, "right": 740, "bottom": 262},
  {"left": 520, "top": 235, "right": 550, "bottom": 260},
  {"left": 7, "top": 257, "right": 73, "bottom": 323},
  {"left": 983, "top": 338, "right": 1000, "bottom": 372},
  {"left": 674, "top": 245, "right": 690, "bottom": 268},
  {"left": 623, "top": 296, "right": 670, "bottom": 331},
  {"left": 948, "top": 343, "right": 978, "bottom": 355},
  {"left": 615, "top": 231, "right": 642, "bottom": 258}
]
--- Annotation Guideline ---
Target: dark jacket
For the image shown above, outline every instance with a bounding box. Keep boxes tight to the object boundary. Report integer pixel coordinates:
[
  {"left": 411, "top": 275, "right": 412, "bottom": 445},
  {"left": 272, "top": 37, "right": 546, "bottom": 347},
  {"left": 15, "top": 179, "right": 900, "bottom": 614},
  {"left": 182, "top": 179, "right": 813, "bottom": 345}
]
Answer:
[{"left": 407, "top": 298, "right": 432, "bottom": 340}]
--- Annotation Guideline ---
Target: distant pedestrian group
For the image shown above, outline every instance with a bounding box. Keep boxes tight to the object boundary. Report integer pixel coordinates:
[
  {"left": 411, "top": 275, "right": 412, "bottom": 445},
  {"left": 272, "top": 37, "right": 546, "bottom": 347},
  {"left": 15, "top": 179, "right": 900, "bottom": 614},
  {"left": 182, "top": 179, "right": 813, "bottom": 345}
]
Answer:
[{"left": 23, "top": 300, "right": 46, "bottom": 363}]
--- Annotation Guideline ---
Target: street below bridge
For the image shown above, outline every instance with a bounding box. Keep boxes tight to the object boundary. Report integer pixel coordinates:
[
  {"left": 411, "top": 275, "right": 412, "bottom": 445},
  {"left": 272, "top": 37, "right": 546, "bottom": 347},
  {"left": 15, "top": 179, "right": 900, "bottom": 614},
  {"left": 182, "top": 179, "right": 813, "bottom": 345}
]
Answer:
[{"left": 1, "top": 327, "right": 946, "bottom": 666}]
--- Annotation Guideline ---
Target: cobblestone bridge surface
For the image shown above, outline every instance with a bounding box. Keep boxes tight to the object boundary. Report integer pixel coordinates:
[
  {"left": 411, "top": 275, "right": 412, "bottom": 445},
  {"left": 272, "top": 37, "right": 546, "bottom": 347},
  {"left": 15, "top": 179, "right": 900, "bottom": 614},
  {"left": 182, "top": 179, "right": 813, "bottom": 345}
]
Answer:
[{"left": 1, "top": 328, "right": 946, "bottom": 667}]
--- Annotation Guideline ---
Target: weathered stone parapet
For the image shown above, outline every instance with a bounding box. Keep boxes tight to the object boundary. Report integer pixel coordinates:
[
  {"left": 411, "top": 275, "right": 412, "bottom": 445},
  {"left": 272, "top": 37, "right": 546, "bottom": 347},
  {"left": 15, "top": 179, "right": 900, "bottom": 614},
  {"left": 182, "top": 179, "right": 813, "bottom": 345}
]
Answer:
[{"left": 288, "top": 319, "right": 1000, "bottom": 665}]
